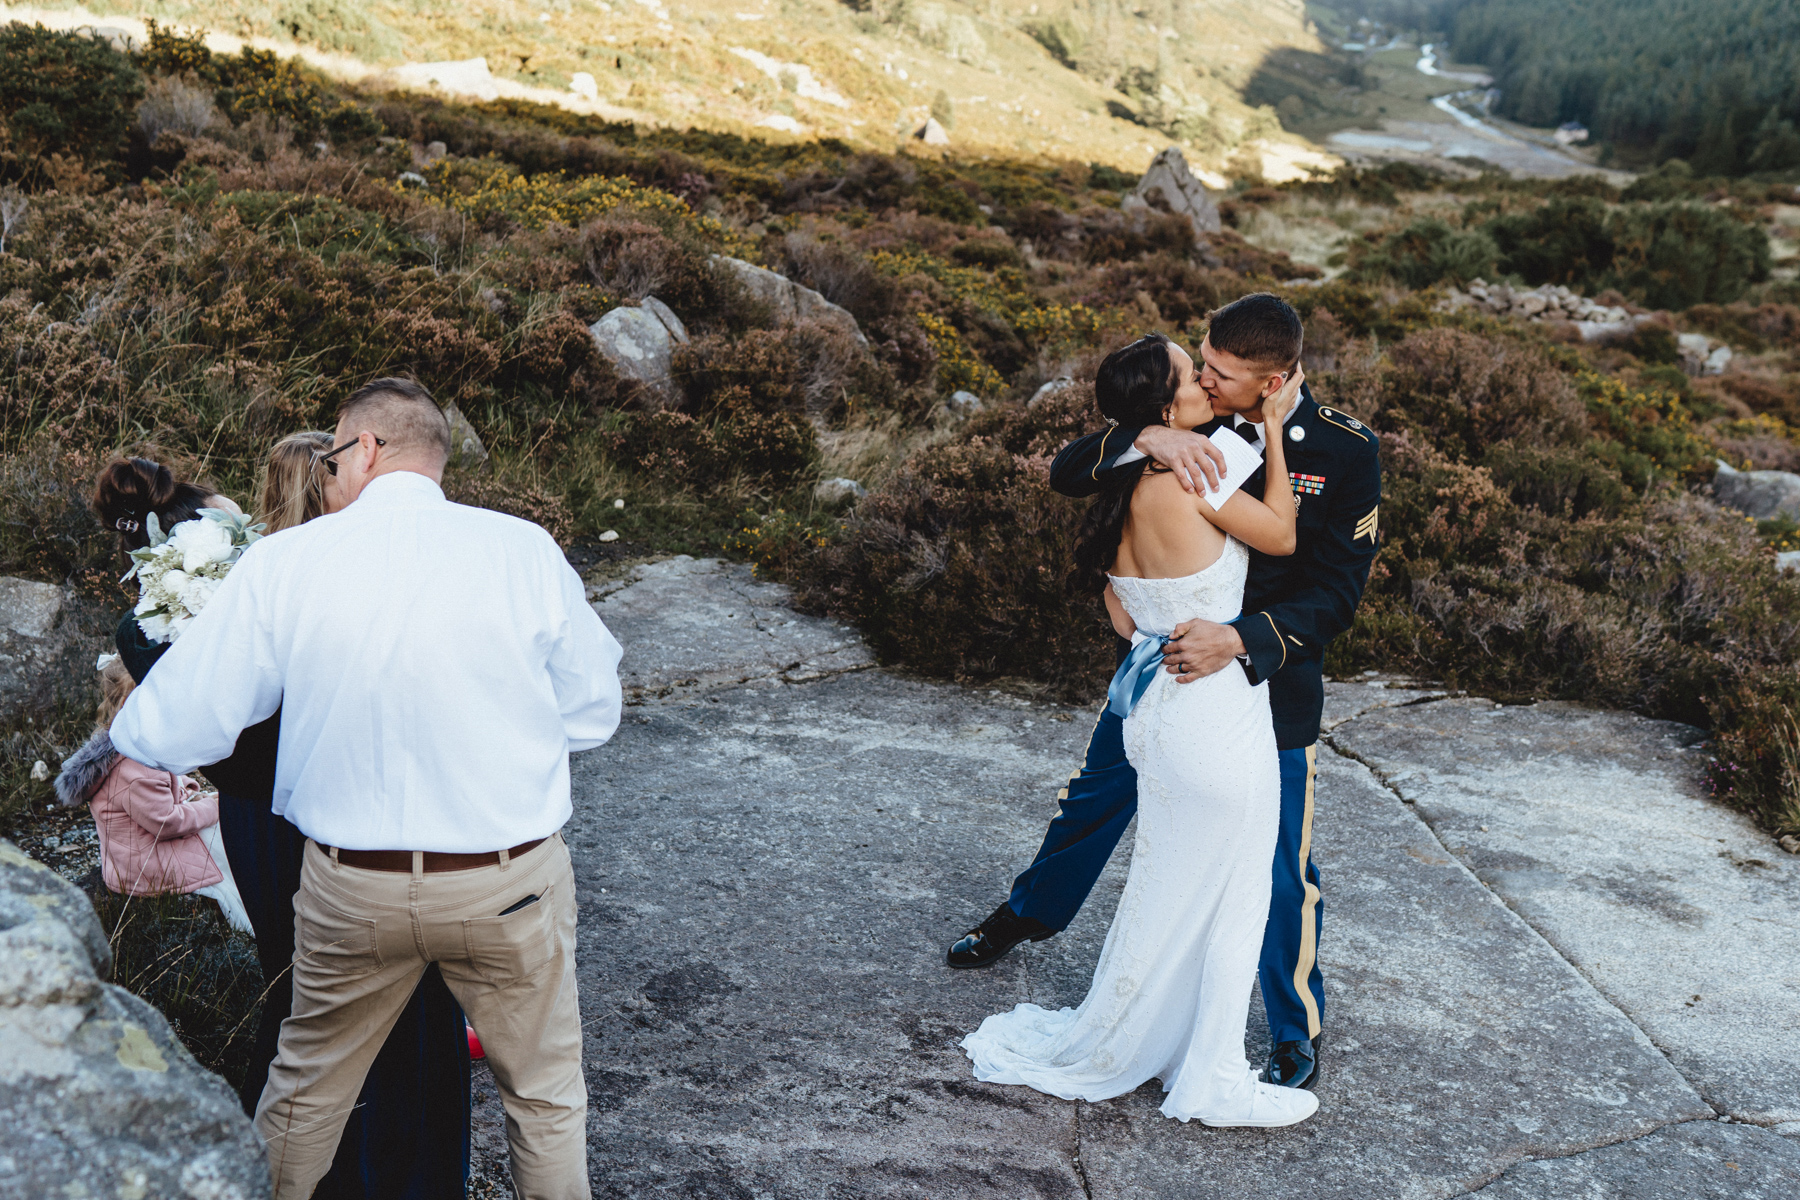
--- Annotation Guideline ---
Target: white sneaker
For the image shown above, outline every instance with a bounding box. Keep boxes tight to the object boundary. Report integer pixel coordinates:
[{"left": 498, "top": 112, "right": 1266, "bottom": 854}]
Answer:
[{"left": 1199, "top": 1082, "right": 1320, "bottom": 1128}]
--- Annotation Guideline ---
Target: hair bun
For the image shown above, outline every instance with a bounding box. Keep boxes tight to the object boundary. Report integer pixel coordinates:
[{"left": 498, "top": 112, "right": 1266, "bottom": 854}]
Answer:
[
  {"left": 93, "top": 458, "right": 212, "bottom": 551},
  {"left": 92, "top": 458, "right": 174, "bottom": 525}
]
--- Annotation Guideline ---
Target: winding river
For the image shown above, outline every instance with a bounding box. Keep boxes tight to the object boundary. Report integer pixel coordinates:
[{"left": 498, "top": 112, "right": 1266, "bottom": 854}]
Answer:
[{"left": 1325, "top": 40, "right": 1598, "bottom": 178}]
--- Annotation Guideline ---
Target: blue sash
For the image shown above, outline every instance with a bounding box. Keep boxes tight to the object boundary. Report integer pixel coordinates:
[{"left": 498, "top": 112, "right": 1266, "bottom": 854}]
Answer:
[
  {"left": 1104, "top": 614, "right": 1243, "bottom": 719},
  {"left": 1106, "top": 635, "right": 1170, "bottom": 719}
]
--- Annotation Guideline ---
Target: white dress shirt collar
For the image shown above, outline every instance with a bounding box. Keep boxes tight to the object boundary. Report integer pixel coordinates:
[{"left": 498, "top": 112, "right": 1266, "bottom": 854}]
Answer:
[
  {"left": 353, "top": 470, "right": 446, "bottom": 505},
  {"left": 1233, "top": 402, "right": 1300, "bottom": 445}
]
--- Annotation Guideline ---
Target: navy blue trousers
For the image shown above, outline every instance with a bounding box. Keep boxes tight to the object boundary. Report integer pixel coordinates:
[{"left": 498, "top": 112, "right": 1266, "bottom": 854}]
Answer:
[
  {"left": 218, "top": 794, "right": 472, "bottom": 1200},
  {"left": 1006, "top": 708, "right": 1326, "bottom": 1047}
]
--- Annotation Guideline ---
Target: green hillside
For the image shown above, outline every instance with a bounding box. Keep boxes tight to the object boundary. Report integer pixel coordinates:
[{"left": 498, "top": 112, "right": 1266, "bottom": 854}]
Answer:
[{"left": 20, "top": 0, "right": 1344, "bottom": 178}]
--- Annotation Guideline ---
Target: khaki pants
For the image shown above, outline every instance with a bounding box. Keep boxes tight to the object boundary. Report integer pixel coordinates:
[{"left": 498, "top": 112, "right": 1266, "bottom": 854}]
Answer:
[{"left": 256, "top": 834, "right": 589, "bottom": 1200}]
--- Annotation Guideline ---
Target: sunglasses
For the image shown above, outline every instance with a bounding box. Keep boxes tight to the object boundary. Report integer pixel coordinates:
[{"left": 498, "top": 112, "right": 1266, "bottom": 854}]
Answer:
[{"left": 319, "top": 436, "right": 386, "bottom": 476}]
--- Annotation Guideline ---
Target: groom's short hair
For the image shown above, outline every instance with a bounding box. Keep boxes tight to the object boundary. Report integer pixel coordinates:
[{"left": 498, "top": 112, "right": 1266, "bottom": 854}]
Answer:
[
  {"left": 1206, "top": 293, "right": 1303, "bottom": 372},
  {"left": 339, "top": 377, "right": 453, "bottom": 465}
]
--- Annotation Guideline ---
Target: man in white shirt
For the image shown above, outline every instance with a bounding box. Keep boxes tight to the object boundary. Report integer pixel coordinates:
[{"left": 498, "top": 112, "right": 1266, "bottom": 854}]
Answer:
[{"left": 112, "top": 378, "right": 623, "bottom": 1200}]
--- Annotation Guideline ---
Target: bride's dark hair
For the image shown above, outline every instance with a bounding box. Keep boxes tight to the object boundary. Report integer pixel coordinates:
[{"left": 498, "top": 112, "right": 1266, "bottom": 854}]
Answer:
[
  {"left": 92, "top": 458, "right": 215, "bottom": 552},
  {"left": 1070, "top": 334, "right": 1181, "bottom": 598}
]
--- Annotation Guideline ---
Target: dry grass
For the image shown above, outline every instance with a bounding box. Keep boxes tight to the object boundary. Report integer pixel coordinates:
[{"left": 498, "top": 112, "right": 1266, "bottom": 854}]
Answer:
[{"left": 1233, "top": 195, "right": 1397, "bottom": 276}]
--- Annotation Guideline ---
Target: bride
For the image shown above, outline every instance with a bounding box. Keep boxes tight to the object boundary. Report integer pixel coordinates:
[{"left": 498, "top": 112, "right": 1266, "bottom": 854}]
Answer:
[{"left": 962, "top": 333, "right": 1315, "bottom": 1127}]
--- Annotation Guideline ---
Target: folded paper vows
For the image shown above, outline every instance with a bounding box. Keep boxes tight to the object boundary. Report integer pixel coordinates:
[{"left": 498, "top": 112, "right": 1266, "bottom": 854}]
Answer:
[{"left": 1201, "top": 426, "right": 1265, "bottom": 511}]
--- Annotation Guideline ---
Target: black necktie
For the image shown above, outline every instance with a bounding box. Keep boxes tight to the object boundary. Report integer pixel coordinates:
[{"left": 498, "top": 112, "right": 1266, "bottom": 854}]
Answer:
[{"left": 1235, "top": 417, "right": 1266, "bottom": 457}]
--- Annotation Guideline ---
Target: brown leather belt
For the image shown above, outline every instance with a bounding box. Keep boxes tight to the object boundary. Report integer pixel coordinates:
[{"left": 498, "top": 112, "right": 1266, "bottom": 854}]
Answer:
[{"left": 326, "top": 838, "right": 547, "bottom": 873}]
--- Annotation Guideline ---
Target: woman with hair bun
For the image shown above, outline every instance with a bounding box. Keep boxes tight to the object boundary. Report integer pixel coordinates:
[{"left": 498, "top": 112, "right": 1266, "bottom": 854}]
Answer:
[
  {"left": 94, "top": 447, "right": 471, "bottom": 1200},
  {"left": 92, "top": 456, "right": 242, "bottom": 549}
]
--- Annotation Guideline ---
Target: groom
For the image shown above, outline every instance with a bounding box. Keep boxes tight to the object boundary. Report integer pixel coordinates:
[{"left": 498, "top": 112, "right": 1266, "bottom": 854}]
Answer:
[{"left": 946, "top": 294, "right": 1382, "bottom": 1090}]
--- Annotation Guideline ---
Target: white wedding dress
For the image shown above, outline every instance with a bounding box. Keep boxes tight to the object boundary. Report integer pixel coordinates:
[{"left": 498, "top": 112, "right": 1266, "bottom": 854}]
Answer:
[{"left": 961, "top": 538, "right": 1318, "bottom": 1125}]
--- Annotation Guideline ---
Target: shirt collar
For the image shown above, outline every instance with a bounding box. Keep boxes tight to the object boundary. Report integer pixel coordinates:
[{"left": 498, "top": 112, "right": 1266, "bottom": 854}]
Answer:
[
  {"left": 352, "top": 471, "right": 446, "bottom": 506},
  {"left": 1234, "top": 405, "right": 1301, "bottom": 433}
]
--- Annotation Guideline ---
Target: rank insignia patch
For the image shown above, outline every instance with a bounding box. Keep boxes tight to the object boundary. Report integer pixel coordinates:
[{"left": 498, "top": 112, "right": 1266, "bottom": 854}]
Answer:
[
  {"left": 1354, "top": 505, "right": 1380, "bottom": 542},
  {"left": 1292, "top": 473, "right": 1326, "bottom": 496}
]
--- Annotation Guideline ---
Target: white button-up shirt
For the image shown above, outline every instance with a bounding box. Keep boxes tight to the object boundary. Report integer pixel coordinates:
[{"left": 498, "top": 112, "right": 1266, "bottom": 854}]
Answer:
[{"left": 111, "top": 471, "right": 624, "bottom": 853}]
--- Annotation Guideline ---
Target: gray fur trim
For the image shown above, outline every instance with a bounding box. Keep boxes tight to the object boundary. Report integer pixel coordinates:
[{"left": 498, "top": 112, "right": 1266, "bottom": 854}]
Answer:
[{"left": 54, "top": 728, "right": 116, "bottom": 807}]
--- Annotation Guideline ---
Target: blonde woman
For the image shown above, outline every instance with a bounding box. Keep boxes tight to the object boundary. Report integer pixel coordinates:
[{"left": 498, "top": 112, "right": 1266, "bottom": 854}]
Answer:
[
  {"left": 104, "top": 438, "right": 472, "bottom": 1198},
  {"left": 257, "top": 430, "right": 338, "bottom": 532}
]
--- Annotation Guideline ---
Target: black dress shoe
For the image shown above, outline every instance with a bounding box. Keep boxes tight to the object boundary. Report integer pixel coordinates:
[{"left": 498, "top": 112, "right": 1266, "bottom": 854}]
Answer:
[
  {"left": 1265, "top": 1033, "right": 1323, "bottom": 1090},
  {"left": 946, "top": 902, "right": 1055, "bottom": 969}
]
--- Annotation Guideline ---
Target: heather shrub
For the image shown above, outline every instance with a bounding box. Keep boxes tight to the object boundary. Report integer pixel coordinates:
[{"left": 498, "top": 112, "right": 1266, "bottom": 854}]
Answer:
[
  {"left": 443, "top": 472, "right": 575, "bottom": 544},
  {"left": 1707, "top": 670, "right": 1800, "bottom": 836},
  {"left": 88, "top": 888, "right": 263, "bottom": 1088},
  {"left": 1357, "top": 328, "right": 1588, "bottom": 462},
  {"left": 1710, "top": 415, "right": 1800, "bottom": 472},
  {"left": 1486, "top": 195, "right": 1614, "bottom": 287},
  {"left": 675, "top": 330, "right": 808, "bottom": 415},
  {"left": 0, "top": 444, "right": 117, "bottom": 585},
  {"left": 607, "top": 399, "right": 815, "bottom": 487},
  {"left": 1081, "top": 207, "right": 1195, "bottom": 263},
  {"left": 1681, "top": 302, "right": 1800, "bottom": 354},
  {"left": 793, "top": 384, "right": 1104, "bottom": 696},
  {"left": 779, "top": 233, "right": 902, "bottom": 323},
  {"left": 1083, "top": 255, "right": 1237, "bottom": 329},
  {"left": 579, "top": 214, "right": 752, "bottom": 328},
  {"left": 1483, "top": 443, "right": 1631, "bottom": 519}
]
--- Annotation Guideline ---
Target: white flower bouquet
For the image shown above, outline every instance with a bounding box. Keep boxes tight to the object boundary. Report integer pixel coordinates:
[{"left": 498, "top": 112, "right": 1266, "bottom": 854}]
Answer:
[{"left": 124, "top": 508, "right": 264, "bottom": 643}]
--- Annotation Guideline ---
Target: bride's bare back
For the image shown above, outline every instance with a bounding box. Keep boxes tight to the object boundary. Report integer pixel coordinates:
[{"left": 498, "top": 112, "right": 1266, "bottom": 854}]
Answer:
[{"left": 1113, "top": 469, "right": 1231, "bottom": 579}]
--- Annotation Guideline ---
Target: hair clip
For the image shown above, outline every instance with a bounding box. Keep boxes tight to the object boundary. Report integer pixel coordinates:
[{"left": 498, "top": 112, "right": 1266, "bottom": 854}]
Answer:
[{"left": 114, "top": 516, "right": 140, "bottom": 533}]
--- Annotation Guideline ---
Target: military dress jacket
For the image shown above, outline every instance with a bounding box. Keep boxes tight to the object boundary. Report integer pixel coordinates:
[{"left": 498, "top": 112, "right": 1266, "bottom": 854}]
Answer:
[{"left": 1049, "top": 386, "right": 1383, "bottom": 751}]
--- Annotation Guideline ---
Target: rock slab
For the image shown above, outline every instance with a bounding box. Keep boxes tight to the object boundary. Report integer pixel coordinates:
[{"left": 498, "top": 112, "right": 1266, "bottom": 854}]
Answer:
[
  {"left": 1471, "top": 1121, "right": 1800, "bottom": 1198},
  {"left": 526, "top": 570, "right": 1782, "bottom": 1197},
  {"left": 441, "top": 400, "right": 489, "bottom": 470},
  {"left": 0, "top": 840, "right": 269, "bottom": 1199},
  {"left": 0, "top": 575, "right": 105, "bottom": 726},
  {"left": 1076, "top": 738, "right": 1708, "bottom": 1199},
  {"left": 588, "top": 294, "right": 691, "bottom": 403},
  {"left": 589, "top": 556, "right": 872, "bottom": 702},
  {"left": 1713, "top": 459, "right": 1800, "bottom": 521},
  {"left": 1328, "top": 696, "right": 1800, "bottom": 1126}
]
